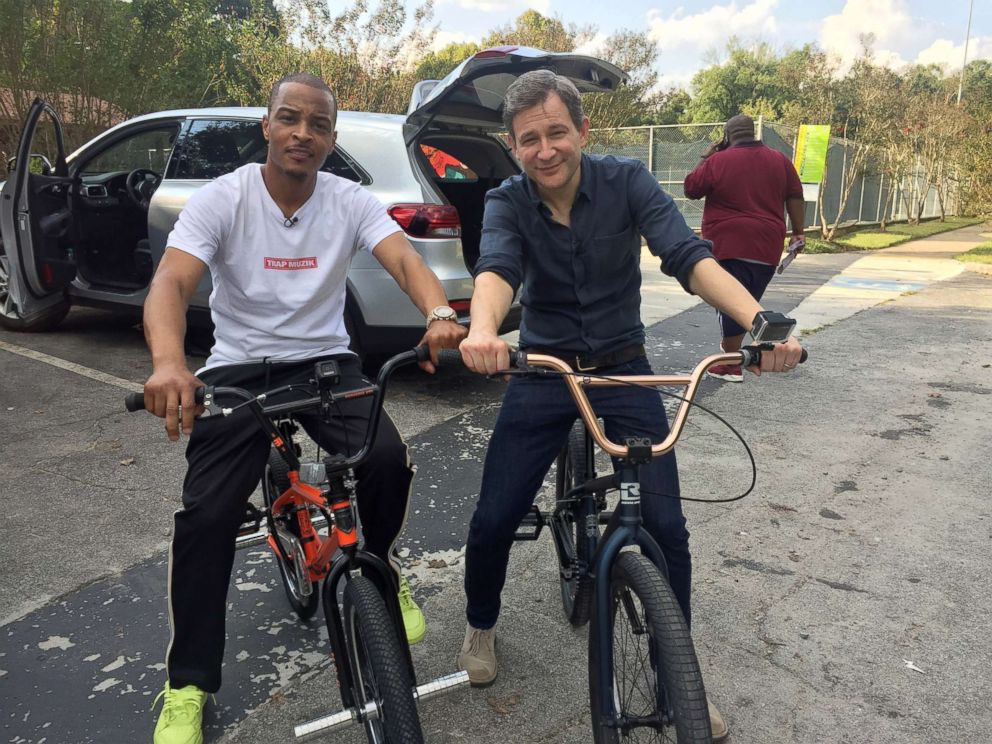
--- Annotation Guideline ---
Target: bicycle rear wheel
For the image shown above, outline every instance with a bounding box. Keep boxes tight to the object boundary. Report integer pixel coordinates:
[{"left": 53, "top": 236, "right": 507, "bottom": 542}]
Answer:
[
  {"left": 343, "top": 576, "right": 424, "bottom": 744},
  {"left": 263, "top": 448, "right": 320, "bottom": 621},
  {"left": 589, "top": 552, "right": 710, "bottom": 743},
  {"left": 557, "top": 422, "right": 596, "bottom": 626}
]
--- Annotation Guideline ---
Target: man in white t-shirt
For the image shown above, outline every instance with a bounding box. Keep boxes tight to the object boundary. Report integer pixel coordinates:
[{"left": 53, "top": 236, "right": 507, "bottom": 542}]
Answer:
[{"left": 142, "top": 73, "right": 466, "bottom": 743}]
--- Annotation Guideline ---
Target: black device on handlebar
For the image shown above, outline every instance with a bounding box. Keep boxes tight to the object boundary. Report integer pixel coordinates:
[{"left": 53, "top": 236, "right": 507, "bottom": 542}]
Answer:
[{"left": 749, "top": 310, "right": 797, "bottom": 344}]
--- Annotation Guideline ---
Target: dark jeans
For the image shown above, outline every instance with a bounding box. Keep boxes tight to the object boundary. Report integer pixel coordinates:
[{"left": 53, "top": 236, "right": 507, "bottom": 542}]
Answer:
[
  {"left": 464, "top": 356, "right": 692, "bottom": 630},
  {"left": 166, "top": 355, "right": 414, "bottom": 693},
  {"left": 717, "top": 258, "right": 776, "bottom": 338}
]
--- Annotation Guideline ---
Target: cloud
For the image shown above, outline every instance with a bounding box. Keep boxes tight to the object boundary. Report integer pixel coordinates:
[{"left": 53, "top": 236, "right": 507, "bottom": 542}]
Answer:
[
  {"left": 573, "top": 32, "right": 608, "bottom": 57},
  {"left": 430, "top": 29, "right": 480, "bottom": 50},
  {"left": 819, "top": 0, "right": 914, "bottom": 71},
  {"left": 646, "top": 0, "right": 779, "bottom": 54},
  {"left": 915, "top": 36, "right": 992, "bottom": 70}
]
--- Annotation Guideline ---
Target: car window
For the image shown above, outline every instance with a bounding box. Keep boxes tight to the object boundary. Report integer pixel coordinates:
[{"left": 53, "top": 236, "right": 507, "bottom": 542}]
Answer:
[
  {"left": 80, "top": 127, "right": 179, "bottom": 175},
  {"left": 171, "top": 118, "right": 368, "bottom": 183}
]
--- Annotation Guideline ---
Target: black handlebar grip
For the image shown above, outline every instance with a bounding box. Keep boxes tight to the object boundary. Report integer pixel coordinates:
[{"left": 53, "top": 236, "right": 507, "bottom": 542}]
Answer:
[
  {"left": 124, "top": 387, "right": 206, "bottom": 413},
  {"left": 436, "top": 348, "right": 466, "bottom": 367},
  {"left": 436, "top": 349, "right": 524, "bottom": 369},
  {"left": 741, "top": 346, "right": 809, "bottom": 367},
  {"left": 414, "top": 344, "right": 432, "bottom": 363}
]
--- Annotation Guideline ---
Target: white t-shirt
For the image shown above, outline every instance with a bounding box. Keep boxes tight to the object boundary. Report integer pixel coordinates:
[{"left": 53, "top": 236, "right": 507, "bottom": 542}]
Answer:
[{"left": 167, "top": 164, "right": 401, "bottom": 371}]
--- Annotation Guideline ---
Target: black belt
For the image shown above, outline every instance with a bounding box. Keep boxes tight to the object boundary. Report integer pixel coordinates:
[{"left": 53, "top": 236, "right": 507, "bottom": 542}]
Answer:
[{"left": 530, "top": 344, "right": 645, "bottom": 372}]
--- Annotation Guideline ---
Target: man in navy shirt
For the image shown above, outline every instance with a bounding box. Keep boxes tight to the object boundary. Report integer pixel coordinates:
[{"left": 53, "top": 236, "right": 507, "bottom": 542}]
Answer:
[{"left": 455, "top": 70, "right": 803, "bottom": 740}]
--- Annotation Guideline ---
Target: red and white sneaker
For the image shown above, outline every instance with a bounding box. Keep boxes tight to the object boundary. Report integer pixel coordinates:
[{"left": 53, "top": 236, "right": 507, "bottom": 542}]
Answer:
[{"left": 706, "top": 364, "right": 743, "bottom": 383}]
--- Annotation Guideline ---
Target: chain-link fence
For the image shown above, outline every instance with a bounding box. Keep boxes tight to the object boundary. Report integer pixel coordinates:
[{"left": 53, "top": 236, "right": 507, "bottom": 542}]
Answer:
[{"left": 588, "top": 120, "right": 954, "bottom": 233}]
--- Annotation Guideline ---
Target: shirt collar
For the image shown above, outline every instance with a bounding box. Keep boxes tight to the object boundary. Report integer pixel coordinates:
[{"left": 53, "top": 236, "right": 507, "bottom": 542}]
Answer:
[{"left": 731, "top": 139, "right": 763, "bottom": 149}]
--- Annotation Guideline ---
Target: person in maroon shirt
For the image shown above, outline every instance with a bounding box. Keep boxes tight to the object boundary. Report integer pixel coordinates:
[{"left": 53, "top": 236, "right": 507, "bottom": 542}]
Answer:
[{"left": 684, "top": 115, "right": 806, "bottom": 382}]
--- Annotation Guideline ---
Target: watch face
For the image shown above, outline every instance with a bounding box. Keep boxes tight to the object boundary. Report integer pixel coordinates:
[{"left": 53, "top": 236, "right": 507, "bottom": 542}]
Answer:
[{"left": 429, "top": 306, "right": 457, "bottom": 323}]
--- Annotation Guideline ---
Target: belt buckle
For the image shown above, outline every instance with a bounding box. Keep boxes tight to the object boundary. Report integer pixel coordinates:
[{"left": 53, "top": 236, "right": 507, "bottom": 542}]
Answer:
[{"left": 575, "top": 356, "right": 598, "bottom": 372}]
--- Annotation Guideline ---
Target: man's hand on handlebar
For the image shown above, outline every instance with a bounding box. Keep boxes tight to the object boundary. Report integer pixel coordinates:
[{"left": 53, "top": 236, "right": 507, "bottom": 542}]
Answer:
[
  {"left": 418, "top": 319, "right": 468, "bottom": 374},
  {"left": 459, "top": 330, "right": 512, "bottom": 376},
  {"left": 747, "top": 336, "right": 804, "bottom": 376},
  {"left": 143, "top": 364, "right": 205, "bottom": 441}
]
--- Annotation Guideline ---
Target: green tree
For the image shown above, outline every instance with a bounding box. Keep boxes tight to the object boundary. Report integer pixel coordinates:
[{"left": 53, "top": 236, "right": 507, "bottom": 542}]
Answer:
[
  {"left": 414, "top": 41, "right": 482, "bottom": 81},
  {"left": 482, "top": 10, "right": 589, "bottom": 53},
  {"left": 479, "top": 11, "right": 662, "bottom": 130},
  {"left": 953, "top": 59, "right": 992, "bottom": 214},
  {"left": 649, "top": 89, "right": 691, "bottom": 126},
  {"left": 228, "top": 0, "right": 436, "bottom": 113},
  {"left": 685, "top": 41, "right": 789, "bottom": 122}
]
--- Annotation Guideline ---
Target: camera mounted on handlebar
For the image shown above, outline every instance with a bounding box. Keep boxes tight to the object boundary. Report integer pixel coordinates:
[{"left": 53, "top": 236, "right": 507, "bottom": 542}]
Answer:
[
  {"left": 314, "top": 359, "right": 342, "bottom": 416},
  {"left": 749, "top": 310, "right": 796, "bottom": 345}
]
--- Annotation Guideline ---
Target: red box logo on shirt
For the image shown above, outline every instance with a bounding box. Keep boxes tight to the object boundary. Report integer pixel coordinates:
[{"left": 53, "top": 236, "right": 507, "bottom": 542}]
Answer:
[{"left": 264, "top": 256, "right": 318, "bottom": 270}]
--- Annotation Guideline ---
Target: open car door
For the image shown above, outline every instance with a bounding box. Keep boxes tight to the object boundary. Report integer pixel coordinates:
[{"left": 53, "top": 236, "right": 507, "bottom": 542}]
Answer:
[
  {"left": 405, "top": 46, "right": 628, "bottom": 140},
  {"left": 0, "top": 97, "right": 76, "bottom": 330}
]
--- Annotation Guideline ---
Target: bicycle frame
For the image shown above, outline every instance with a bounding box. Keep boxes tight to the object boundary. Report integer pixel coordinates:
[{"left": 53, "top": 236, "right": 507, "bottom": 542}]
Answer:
[
  {"left": 518, "top": 349, "right": 753, "bottom": 735},
  {"left": 192, "top": 350, "right": 427, "bottom": 715}
]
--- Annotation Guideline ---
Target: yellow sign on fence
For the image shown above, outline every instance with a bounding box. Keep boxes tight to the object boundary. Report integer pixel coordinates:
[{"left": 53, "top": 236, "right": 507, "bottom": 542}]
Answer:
[{"left": 793, "top": 124, "right": 831, "bottom": 184}]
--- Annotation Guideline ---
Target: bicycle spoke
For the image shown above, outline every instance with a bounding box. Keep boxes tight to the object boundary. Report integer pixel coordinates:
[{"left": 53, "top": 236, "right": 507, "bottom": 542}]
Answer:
[{"left": 612, "top": 587, "right": 677, "bottom": 742}]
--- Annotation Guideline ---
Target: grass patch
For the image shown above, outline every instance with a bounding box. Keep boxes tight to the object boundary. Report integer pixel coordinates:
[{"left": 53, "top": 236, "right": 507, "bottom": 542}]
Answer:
[
  {"left": 956, "top": 241, "right": 992, "bottom": 265},
  {"left": 803, "top": 238, "right": 841, "bottom": 254},
  {"left": 797, "top": 216, "right": 988, "bottom": 254},
  {"left": 885, "top": 216, "right": 984, "bottom": 238},
  {"left": 834, "top": 232, "right": 911, "bottom": 249}
]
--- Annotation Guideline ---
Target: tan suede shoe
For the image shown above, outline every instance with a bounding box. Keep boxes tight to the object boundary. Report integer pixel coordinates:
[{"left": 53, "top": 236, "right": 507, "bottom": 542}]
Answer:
[
  {"left": 709, "top": 699, "right": 729, "bottom": 741},
  {"left": 455, "top": 624, "right": 497, "bottom": 687}
]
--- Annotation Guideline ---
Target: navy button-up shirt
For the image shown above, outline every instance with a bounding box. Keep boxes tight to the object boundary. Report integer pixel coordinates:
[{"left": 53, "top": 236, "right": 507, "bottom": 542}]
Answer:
[{"left": 475, "top": 154, "right": 714, "bottom": 354}]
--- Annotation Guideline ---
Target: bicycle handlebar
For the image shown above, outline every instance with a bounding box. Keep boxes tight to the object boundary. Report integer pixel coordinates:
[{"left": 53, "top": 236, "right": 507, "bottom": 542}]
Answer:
[
  {"left": 124, "top": 346, "right": 432, "bottom": 470},
  {"left": 436, "top": 345, "right": 807, "bottom": 460},
  {"left": 124, "top": 387, "right": 206, "bottom": 413}
]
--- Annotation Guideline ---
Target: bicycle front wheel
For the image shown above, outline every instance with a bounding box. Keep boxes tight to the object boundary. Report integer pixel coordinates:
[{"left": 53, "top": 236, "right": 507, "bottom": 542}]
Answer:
[
  {"left": 589, "top": 552, "right": 710, "bottom": 743},
  {"left": 343, "top": 576, "right": 424, "bottom": 744},
  {"left": 263, "top": 448, "right": 320, "bottom": 621}
]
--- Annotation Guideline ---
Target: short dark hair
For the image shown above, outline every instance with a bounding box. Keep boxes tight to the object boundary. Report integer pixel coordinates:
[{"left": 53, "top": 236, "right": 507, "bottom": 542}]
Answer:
[
  {"left": 267, "top": 73, "right": 337, "bottom": 114},
  {"left": 502, "top": 69, "right": 584, "bottom": 137},
  {"left": 724, "top": 114, "right": 755, "bottom": 142}
]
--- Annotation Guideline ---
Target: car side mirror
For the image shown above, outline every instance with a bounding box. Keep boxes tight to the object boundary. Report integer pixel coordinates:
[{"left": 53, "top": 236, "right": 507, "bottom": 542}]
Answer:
[{"left": 7, "top": 153, "right": 53, "bottom": 176}]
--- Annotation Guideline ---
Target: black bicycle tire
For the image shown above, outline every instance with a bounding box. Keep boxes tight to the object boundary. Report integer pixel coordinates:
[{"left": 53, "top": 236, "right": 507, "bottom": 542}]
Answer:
[
  {"left": 558, "top": 422, "right": 595, "bottom": 627},
  {"left": 589, "top": 552, "right": 711, "bottom": 744},
  {"left": 263, "top": 447, "right": 320, "bottom": 621},
  {"left": 343, "top": 576, "right": 424, "bottom": 744}
]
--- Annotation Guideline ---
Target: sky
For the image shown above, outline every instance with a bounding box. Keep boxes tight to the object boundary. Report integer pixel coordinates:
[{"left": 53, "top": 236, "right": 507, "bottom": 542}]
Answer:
[{"left": 417, "top": 0, "right": 992, "bottom": 88}]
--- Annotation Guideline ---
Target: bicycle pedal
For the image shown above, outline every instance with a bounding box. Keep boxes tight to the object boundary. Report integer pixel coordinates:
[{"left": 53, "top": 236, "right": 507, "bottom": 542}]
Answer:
[{"left": 513, "top": 506, "right": 546, "bottom": 541}]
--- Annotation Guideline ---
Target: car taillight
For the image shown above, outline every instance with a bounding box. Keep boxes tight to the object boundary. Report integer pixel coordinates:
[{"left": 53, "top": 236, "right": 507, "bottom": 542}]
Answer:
[
  {"left": 449, "top": 299, "right": 471, "bottom": 315},
  {"left": 388, "top": 204, "right": 461, "bottom": 239}
]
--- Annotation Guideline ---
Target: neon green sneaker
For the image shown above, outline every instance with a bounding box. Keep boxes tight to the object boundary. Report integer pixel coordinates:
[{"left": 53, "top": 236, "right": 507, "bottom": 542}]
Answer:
[
  {"left": 398, "top": 574, "right": 427, "bottom": 645},
  {"left": 153, "top": 681, "right": 206, "bottom": 744}
]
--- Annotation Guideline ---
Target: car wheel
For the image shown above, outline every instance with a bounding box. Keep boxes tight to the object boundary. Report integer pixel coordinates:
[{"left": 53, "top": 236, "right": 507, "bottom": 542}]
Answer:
[{"left": 0, "top": 238, "right": 70, "bottom": 332}]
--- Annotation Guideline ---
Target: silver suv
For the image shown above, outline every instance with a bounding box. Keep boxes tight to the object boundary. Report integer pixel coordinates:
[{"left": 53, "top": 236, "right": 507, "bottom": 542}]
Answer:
[{"left": 0, "top": 48, "right": 624, "bottom": 358}]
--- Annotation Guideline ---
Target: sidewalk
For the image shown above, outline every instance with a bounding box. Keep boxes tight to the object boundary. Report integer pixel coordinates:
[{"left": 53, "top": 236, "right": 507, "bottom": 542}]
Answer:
[{"left": 789, "top": 222, "right": 992, "bottom": 334}]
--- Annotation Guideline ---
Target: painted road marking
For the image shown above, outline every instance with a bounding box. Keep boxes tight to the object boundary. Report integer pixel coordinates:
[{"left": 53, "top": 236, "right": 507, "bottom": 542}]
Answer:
[
  {"left": 828, "top": 276, "right": 927, "bottom": 292},
  {"left": 0, "top": 339, "right": 143, "bottom": 392}
]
